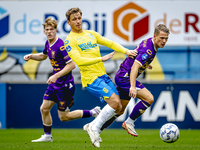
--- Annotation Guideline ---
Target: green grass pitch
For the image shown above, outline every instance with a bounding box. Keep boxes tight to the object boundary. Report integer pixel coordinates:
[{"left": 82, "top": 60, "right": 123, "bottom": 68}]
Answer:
[{"left": 0, "top": 129, "right": 199, "bottom": 150}]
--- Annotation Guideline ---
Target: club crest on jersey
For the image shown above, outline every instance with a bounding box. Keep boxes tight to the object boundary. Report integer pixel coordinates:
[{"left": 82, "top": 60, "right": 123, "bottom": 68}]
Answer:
[
  {"left": 142, "top": 53, "right": 148, "bottom": 60},
  {"left": 66, "top": 45, "right": 72, "bottom": 52},
  {"left": 88, "top": 33, "right": 95, "bottom": 39},
  {"left": 51, "top": 51, "right": 55, "bottom": 59}
]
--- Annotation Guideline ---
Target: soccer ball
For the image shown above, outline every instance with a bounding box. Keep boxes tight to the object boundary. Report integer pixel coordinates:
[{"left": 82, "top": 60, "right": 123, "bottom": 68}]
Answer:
[{"left": 160, "top": 123, "right": 180, "bottom": 143}]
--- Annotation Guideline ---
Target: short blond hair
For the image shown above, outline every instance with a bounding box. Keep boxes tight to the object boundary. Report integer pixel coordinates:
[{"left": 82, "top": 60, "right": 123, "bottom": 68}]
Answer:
[
  {"left": 42, "top": 17, "right": 57, "bottom": 29},
  {"left": 154, "top": 24, "right": 170, "bottom": 35}
]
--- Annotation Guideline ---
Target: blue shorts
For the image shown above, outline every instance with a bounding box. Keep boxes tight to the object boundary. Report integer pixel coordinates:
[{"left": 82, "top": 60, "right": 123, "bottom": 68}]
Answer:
[
  {"left": 43, "top": 84, "right": 75, "bottom": 111},
  {"left": 86, "top": 74, "right": 119, "bottom": 103}
]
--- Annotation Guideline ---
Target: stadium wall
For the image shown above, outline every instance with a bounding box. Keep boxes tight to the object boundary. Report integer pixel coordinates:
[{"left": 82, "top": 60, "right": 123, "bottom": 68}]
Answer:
[
  {"left": 0, "top": 83, "right": 6, "bottom": 129},
  {"left": 3, "top": 82, "right": 200, "bottom": 129},
  {"left": 1, "top": 46, "right": 200, "bottom": 82}
]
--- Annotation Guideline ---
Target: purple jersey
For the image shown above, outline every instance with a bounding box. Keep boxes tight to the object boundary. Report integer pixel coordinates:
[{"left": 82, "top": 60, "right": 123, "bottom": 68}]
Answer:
[
  {"left": 115, "top": 37, "right": 157, "bottom": 100},
  {"left": 43, "top": 38, "right": 74, "bottom": 90},
  {"left": 116, "top": 37, "right": 157, "bottom": 79}
]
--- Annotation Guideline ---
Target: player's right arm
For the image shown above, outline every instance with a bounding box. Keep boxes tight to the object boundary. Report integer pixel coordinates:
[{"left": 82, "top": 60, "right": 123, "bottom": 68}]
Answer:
[
  {"left": 47, "top": 60, "right": 76, "bottom": 84},
  {"left": 24, "top": 52, "right": 48, "bottom": 61},
  {"left": 129, "top": 61, "right": 141, "bottom": 98}
]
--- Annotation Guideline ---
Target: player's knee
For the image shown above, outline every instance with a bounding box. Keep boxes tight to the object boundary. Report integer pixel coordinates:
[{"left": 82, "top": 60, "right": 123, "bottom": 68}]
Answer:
[
  {"left": 107, "top": 94, "right": 122, "bottom": 113},
  {"left": 146, "top": 94, "right": 154, "bottom": 104},
  {"left": 59, "top": 116, "right": 67, "bottom": 122},
  {"left": 118, "top": 105, "right": 126, "bottom": 115},
  {"left": 59, "top": 114, "right": 71, "bottom": 122},
  {"left": 59, "top": 116, "right": 68, "bottom": 122},
  {"left": 40, "top": 106, "right": 50, "bottom": 115},
  {"left": 113, "top": 100, "right": 122, "bottom": 114}
]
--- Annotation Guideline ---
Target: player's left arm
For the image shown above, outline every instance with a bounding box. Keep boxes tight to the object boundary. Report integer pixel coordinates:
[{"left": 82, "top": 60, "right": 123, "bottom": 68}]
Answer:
[
  {"left": 47, "top": 60, "right": 75, "bottom": 84},
  {"left": 93, "top": 31, "right": 137, "bottom": 58}
]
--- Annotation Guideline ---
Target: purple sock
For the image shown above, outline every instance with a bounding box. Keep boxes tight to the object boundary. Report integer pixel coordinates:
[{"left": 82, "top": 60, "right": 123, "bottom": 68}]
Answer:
[
  {"left": 129, "top": 100, "right": 151, "bottom": 120},
  {"left": 82, "top": 110, "right": 91, "bottom": 118},
  {"left": 43, "top": 124, "right": 52, "bottom": 135}
]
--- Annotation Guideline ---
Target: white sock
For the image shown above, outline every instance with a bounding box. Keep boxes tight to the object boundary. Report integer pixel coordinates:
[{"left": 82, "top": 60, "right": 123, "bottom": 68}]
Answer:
[
  {"left": 89, "top": 118, "right": 96, "bottom": 127},
  {"left": 92, "top": 104, "right": 116, "bottom": 133},
  {"left": 125, "top": 117, "right": 135, "bottom": 124},
  {"left": 45, "top": 134, "right": 52, "bottom": 136},
  {"left": 80, "top": 110, "right": 83, "bottom": 118}
]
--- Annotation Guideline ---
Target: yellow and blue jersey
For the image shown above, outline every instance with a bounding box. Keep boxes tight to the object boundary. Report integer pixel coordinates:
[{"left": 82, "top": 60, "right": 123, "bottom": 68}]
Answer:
[{"left": 64, "top": 30, "right": 128, "bottom": 87}]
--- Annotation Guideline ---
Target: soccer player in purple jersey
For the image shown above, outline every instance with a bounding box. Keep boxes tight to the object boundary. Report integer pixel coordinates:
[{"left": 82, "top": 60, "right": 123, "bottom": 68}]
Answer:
[
  {"left": 23, "top": 18, "right": 101, "bottom": 142},
  {"left": 101, "top": 24, "right": 170, "bottom": 137}
]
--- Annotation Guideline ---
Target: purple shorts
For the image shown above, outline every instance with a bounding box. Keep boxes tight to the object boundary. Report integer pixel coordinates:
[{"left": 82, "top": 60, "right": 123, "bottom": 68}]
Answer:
[
  {"left": 43, "top": 84, "right": 75, "bottom": 111},
  {"left": 115, "top": 76, "right": 145, "bottom": 100}
]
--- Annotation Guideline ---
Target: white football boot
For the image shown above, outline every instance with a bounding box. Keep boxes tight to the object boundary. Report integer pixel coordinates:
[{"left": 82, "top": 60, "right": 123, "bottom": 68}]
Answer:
[
  {"left": 91, "top": 106, "right": 101, "bottom": 118},
  {"left": 83, "top": 123, "right": 102, "bottom": 143},
  {"left": 31, "top": 134, "right": 53, "bottom": 142},
  {"left": 122, "top": 122, "right": 138, "bottom": 137},
  {"left": 86, "top": 126, "right": 101, "bottom": 147}
]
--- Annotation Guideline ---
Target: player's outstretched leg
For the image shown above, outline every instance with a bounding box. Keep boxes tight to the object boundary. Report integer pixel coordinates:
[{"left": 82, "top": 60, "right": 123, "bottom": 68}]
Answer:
[
  {"left": 122, "top": 99, "right": 151, "bottom": 137},
  {"left": 122, "top": 121, "right": 138, "bottom": 137},
  {"left": 91, "top": 106, "right": 101, "bottom": 118},
  {"left": 31, "top": 134, "right": 53, "bottom": 142}
]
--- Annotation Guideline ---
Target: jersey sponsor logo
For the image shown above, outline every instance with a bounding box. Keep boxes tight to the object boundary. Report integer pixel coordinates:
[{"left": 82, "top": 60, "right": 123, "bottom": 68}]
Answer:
[
  {"left": 113, "top": 2, "right": 149, "bottom": 42},
  {"left": 78, "top": 42, "right": 97, "bottom": 51},
  {"left": 66, "top": 45, "right": 72, "bottom": 52},
  {"left": 142, "top": 53, "right": 148, "bottom": 60},
  {"left": 50, "top": 59, "right": 58, "bottom": 67}
]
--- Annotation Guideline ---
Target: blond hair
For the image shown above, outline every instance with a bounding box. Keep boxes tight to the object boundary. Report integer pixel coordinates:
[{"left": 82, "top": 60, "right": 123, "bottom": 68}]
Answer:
[
  {"left": 42, "top": 17, "right": 57, "bottom": 29},
  {"left": 66, "top": 7, "right": 82, "bottom": 21},
  {"left": 154, "top": 24, "right": 170, "bottom": 35}
]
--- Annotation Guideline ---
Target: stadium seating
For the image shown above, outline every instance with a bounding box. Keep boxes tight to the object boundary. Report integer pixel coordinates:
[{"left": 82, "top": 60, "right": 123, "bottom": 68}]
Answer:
[{"left": 0, "top": 46, "right": 200, "bottom": 81}]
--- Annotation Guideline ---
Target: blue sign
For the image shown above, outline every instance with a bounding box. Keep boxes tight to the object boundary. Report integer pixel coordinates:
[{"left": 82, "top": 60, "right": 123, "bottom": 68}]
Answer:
[
  {"left": 0, "top": 83, "right": 6, "bottom": 129},
  {"left": 4, "top": 83, "right": 200, "bottom": 129},
  {"left": 0, "top": 6, "right": 9, "bottom": 38}
]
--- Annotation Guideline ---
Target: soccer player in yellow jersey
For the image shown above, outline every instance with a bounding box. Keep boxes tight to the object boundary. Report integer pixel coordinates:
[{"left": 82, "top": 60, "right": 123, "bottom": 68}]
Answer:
[{"left": 64, "top": 7, "right": 137, "bottom": 147}]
